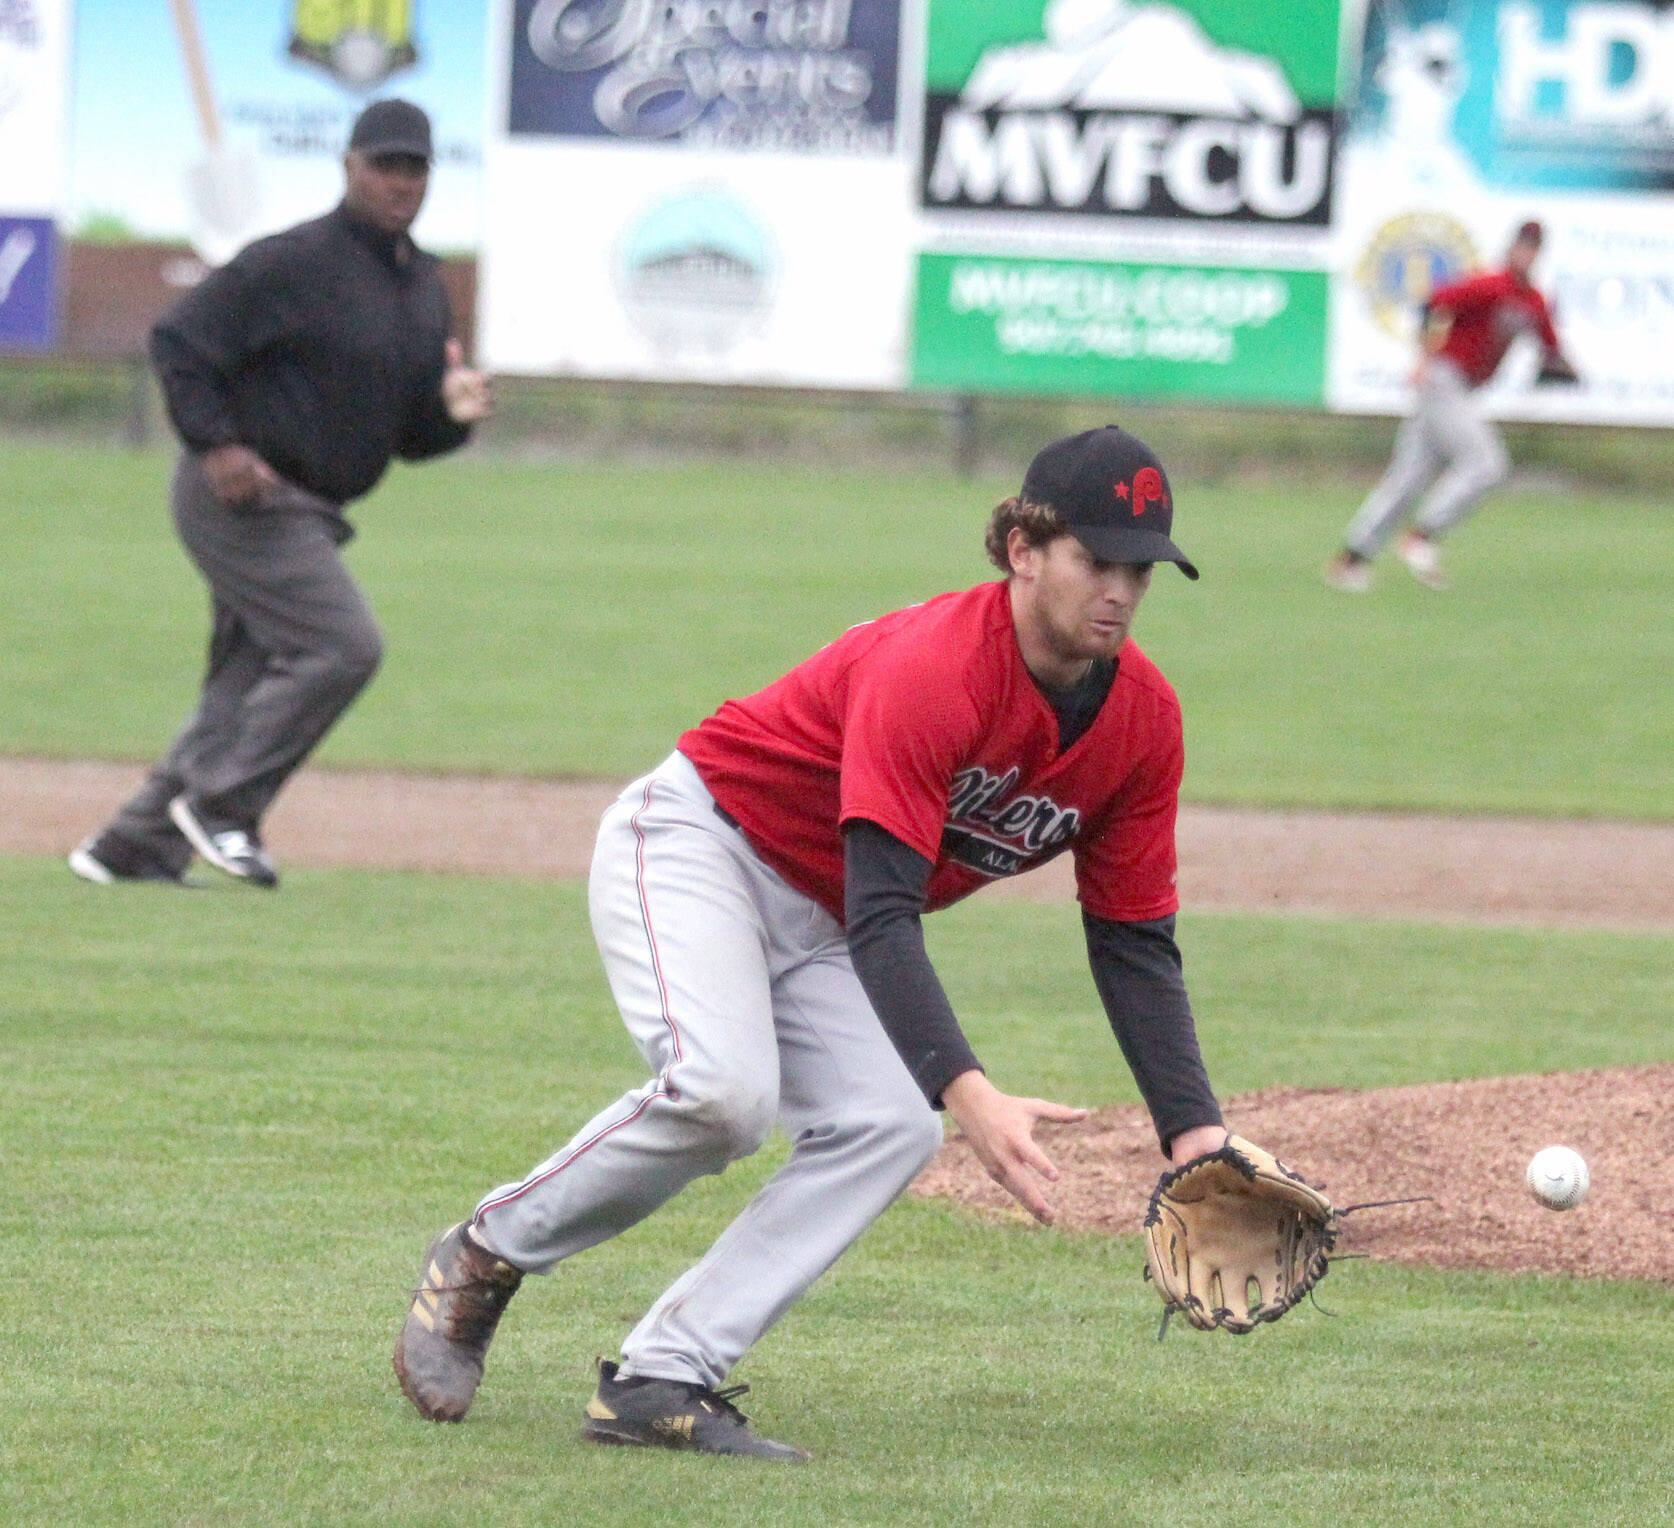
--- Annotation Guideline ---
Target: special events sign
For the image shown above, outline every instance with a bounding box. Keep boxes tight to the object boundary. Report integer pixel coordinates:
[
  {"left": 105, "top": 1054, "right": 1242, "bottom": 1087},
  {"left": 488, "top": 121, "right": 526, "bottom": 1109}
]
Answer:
[
  {"left": 908, "top": 0, "right": 1343, "bottom": 403},
  {"left": 0, "top": 0, "right": 73, "bottom": 351},
  {"left": 506, "top": 0, "right": 902, "bottom": 152},
  {"left": 1328, "top": 0, "right": 1674, "bottom": 424},
  {"left": 480, "top": 0, "right": 915, "bottom": 386}
]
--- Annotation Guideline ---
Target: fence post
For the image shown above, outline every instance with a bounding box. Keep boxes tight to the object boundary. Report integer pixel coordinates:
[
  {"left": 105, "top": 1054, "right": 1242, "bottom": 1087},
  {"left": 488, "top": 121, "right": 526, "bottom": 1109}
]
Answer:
[
  {"left": 124, "top": 353, "right": 151, "bottom": 448},
  {"left": 950, "top": 392, "right": 978, "bottom": 478}
]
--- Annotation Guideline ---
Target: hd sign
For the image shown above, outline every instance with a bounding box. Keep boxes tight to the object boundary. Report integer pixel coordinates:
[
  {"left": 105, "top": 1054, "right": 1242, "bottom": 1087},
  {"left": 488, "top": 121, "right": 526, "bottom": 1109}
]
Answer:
[{"left": 1328, "top": 0, "right": 1674, "bottom": 424}]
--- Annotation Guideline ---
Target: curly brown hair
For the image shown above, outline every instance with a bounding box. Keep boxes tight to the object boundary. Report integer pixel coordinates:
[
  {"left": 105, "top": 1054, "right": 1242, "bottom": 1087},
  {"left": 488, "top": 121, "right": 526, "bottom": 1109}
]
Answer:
[{"left": 984, "top": 496, "right": 1066, "bottom": 572}]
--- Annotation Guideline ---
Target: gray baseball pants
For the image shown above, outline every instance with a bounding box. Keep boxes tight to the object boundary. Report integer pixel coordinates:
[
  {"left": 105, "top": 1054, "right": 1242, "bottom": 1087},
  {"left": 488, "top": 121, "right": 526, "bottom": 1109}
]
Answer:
[
  {"left": 106, "top": 453, "right": 382, "bottom": 862},
  {"left": 1342, "top": 358, "right": 1510, "bottom": 559},
  {"left": 471, "top": 751, "right": 943, "bottom": 1390}
]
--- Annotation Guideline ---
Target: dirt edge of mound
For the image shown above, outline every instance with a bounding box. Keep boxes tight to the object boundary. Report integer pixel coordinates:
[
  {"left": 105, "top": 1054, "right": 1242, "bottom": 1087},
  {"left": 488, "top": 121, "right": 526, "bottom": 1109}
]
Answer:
[{"left": 912, "top": 1064, "right": 1674, "bottom": 1283}]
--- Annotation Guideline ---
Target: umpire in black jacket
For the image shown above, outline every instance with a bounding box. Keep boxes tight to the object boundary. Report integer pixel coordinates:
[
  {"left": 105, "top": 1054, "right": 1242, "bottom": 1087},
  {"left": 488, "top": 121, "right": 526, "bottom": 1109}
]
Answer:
[{"left": 71, "top": 99, "right": 490, "bottom": 890}]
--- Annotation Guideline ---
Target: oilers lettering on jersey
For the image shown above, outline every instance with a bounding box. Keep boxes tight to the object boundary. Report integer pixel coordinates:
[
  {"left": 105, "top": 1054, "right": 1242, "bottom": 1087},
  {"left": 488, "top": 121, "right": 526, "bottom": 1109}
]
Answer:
[{"left": 943, "top": 765, "right": 1080, "bottom": 878}]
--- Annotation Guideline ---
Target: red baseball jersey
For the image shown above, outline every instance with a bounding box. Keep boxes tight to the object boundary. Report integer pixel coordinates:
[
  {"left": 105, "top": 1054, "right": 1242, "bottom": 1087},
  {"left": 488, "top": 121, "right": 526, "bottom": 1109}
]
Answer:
[
  {"left": 677, "top": 580, "right": 1182, "bottom": 925},
  {"left": 1431, "top": 269, "right": 1560, "bottom": 388}
]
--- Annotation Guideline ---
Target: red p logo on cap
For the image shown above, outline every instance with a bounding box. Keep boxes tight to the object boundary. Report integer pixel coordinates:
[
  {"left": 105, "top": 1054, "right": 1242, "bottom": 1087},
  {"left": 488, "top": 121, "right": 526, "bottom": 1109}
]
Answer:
[{"left": 1132, "top": 466, "right": 1167, "bottom": 518}]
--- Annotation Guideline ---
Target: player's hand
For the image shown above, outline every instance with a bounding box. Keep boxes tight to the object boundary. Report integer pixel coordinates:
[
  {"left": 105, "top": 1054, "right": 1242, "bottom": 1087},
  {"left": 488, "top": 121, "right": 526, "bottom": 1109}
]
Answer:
[
  {"left": 200, "top": 443, "right": 280, "bottom": 506},
  {"left": 941, "top": 1070, "right": 1087, "bottom": 1226},
  {"left": 441, "top": 338, "right": 493, "bottom": 423}
]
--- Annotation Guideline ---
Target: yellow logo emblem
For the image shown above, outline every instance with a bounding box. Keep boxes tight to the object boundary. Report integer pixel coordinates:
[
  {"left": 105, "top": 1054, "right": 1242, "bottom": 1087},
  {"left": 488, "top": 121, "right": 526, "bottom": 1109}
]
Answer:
[
  {"left": 1353, "top": 212, "right": 1479, "bottom": 339},
  {"left": 289, "top": 0, "right": 419, "bottom": 92}
]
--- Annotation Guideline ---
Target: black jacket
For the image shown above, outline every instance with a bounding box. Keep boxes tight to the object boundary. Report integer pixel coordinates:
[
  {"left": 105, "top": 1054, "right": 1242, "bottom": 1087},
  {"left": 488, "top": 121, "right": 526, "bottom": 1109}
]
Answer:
[{"left": 151, "top": 204, "right": 469, "bottom": 504}]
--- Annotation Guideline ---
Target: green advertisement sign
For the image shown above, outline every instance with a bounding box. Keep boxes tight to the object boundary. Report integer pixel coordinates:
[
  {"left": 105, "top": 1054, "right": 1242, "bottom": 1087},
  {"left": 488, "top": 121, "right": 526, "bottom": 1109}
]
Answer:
[
  {"left": 911, "top": 253, "right": 1327, "bottom": 404},
  {"left": 919, "top": 0, "right": 1344, "bottom": 226}
]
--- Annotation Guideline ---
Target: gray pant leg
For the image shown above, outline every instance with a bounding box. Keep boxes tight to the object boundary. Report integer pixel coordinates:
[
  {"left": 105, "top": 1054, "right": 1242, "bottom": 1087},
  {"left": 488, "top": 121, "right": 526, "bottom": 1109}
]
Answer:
[
  {"left": 620, "top": 927, "right": 941, "bottom": 1389},
  {"left": 471, "top": 753, "right": 941, "bottom": 1391},
  {"left": 108, "top": 596, "right": 272, "bottom": 863},
  {"left": 1341, "top": 382, "right": 1445, "bottom": 560},
  {"left": 1411, "top": 380, "right": 1510, "bottom": 540},
  {"left": 471, "top": 763, "right": 784, "bottom": 1272},
  {"left": 106, "top": 455, "right": 381, "bottom": 840}
]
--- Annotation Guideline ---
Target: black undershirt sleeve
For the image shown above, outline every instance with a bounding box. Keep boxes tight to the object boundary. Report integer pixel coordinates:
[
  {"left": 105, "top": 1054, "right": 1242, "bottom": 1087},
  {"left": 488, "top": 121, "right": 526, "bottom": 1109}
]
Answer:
[
  {"left": 1083, "top": 912, "right": 1223, "bottom": 1152},
  {"left": 843, "top": 819, "right": 983, "bottom": 1106}
]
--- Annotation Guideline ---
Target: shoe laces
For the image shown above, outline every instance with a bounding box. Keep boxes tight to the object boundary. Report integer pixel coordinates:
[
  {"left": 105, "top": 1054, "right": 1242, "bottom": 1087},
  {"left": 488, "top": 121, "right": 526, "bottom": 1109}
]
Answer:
[
  {"left": 412, "top": 1267, "right": 518, "bottom": 1344},
  {"left": 693, "top": 1382, "right": 751, "bottom": 1424}
]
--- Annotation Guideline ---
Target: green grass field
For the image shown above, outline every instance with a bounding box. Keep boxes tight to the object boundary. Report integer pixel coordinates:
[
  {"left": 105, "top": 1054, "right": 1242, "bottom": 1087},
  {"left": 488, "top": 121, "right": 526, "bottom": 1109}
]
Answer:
[
  {"left": 5, "top": 435, "right": 1672, "bottom": 1523},
  {"left": 3, "top": 439, "right": 1672, "bottom": 816},
  {"left": 4, "top": 857, "right": 1673, "bottom": 1528}
]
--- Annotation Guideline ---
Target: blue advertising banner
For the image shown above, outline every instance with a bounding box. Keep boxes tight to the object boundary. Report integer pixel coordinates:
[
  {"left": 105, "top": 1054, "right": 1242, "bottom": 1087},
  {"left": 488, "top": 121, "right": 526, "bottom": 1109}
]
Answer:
[
  {"left": 506, "top": 0, "right": 902, "bottom": 153},
  {"left": 68, "top": 1, "right": 487, "bottom": 262},
  {"left": 0, "top": 215, "right": 59, "bottom": 351}
]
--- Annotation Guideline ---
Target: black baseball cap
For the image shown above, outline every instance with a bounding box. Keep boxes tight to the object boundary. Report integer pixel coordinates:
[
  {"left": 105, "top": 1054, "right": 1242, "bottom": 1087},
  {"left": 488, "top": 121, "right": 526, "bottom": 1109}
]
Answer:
[
  {"left": 348, "top": 98, "right": 433, "bottom": 160},
  {"left": 1022, "top": 426, "right": 1199, "bottom": 579}
]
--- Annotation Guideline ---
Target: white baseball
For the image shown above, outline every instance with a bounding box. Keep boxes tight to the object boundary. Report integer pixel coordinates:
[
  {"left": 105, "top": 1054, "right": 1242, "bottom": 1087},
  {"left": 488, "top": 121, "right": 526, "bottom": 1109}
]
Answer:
[{"left": 1525, "top": 1146, "right": 1589, "bottom": 1211}]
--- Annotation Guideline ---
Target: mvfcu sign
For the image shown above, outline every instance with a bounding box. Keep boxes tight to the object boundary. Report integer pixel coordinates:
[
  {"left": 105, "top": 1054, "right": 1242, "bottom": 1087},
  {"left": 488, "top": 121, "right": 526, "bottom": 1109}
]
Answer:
[{"left": 921, "top": 1, "right": 1336, "bottom": 226}]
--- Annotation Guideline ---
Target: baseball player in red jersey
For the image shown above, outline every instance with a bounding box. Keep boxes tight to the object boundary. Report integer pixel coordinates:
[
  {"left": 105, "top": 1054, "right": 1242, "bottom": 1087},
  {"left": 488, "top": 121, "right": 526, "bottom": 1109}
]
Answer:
[
  {"left": 1327, "top": 220, "right": 1578, "bottom": 592},
  {"left": 394, "top": 428, "right": 1241, "bottom": 1459}
]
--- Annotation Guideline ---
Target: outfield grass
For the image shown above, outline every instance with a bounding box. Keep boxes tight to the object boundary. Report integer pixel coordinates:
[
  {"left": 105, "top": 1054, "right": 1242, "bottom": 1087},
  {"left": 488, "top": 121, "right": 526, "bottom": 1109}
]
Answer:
[
  {"left": 4, "top": 856, "right": 1672, "bottom": 1528},
  {"left": 2, "top": 440, "right": 1672, "bottom": 817}
]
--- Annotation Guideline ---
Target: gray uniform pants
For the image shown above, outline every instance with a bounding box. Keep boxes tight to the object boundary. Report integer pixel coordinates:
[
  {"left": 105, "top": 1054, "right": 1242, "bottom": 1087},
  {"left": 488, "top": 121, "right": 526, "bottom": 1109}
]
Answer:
[
  {"left": 108, "top": 454, "right": 382, "bottom": 862},
  {"left": 471, "top": 751, "right": 943, "bottom": 1390},
  {"left": 1342, "top": 358, "right": 1511, "bottom": 559}
]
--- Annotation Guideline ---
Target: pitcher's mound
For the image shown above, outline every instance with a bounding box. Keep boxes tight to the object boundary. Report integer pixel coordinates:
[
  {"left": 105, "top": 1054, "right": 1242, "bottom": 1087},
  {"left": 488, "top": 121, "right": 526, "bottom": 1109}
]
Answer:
[{"left": 913, "top": 1065, "right": 1674, "bottom": 1282}]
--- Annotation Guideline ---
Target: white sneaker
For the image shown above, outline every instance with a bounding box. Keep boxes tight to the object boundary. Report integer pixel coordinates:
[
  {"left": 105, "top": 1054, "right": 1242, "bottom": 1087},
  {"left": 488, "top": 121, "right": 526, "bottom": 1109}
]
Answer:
[
  {"left": 1324, "top": 553, "right": 1372, "bottom": 593},
  {"left": 168, "top": 796, "right": 280, "bottom": 888},
  {"left": 1397, "top": 532, "right": 1448, "bottom": 590}
]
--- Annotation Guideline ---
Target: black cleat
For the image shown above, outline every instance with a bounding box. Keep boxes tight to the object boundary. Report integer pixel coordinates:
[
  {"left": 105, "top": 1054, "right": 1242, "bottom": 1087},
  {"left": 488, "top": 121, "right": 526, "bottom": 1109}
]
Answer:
[
  {"left": 68, "top": 830, "right": 189, "bottom": 886},
  {"left": 168, "top": 795, "right": 279, "bottom": 888},
  {"left": 582, "top": 1359, "right": 811, "bottom": 1461},
  {"left": 394, "top": 1222, "right": 524, "bottom": 1422}
]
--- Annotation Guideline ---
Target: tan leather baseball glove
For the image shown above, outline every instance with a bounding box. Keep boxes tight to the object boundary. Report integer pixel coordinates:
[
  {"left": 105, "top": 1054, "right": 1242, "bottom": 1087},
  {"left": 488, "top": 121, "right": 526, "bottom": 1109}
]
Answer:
[{"left": 1144, "top": 1134, "right": 1335, "bottom": 1335}]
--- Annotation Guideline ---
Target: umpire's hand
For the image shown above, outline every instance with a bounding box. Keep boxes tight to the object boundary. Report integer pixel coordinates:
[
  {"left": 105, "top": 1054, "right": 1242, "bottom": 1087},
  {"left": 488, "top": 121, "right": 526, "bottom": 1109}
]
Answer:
[
  {"left": 441, "top": 338, "right": 493, "bottom": 423},
  {"left": 941, "top": 1070, "right": 1088, "bottom": 1226},
  {"left": 200, "top": 443, "right": 281, "bottom": 506}
]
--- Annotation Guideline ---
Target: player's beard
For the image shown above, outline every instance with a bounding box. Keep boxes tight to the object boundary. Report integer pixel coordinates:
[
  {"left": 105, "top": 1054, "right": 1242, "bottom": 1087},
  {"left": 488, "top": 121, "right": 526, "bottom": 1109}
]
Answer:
[{"left": 1043, "top": 598, "right": 1127, "bottom": 669}]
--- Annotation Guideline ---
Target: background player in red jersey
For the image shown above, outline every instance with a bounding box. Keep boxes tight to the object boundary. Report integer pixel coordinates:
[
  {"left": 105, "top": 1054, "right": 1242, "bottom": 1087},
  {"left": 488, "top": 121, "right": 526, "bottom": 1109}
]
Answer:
[
  {"left": 1327, "top": 220, "right": 1579, "bottom": 592},
  {"left": 393, "top": 428, "right": 1241, "bottom": 1459}
]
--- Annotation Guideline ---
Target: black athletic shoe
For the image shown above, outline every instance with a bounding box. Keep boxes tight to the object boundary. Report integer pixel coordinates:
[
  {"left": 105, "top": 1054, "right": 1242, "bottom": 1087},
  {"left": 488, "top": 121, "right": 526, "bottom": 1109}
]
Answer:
[
  {"left": 168, "top": 795, "right": 280, "bottom": 888},
  {"left": 394, "top": 1222, "right": 524, "bottom": 1423},
  {"left": 68, "top": 830, "right": 189, "bottom": 886},
  {"left": 582, "top": 1359, "right": 811, "bottom": 1462}
]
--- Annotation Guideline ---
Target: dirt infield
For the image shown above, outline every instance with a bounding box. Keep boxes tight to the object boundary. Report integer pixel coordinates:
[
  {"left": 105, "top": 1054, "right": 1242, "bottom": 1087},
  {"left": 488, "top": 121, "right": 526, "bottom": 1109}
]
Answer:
[
  {"left": 914, "top": 1065, "right": 1674, "bottom": 1283},
  {"left": 7, "top": 755, "right": 1674, "bottom": 929},
  {"left": 10, "top": 755, "right": 1673, "bottom": 1282}
]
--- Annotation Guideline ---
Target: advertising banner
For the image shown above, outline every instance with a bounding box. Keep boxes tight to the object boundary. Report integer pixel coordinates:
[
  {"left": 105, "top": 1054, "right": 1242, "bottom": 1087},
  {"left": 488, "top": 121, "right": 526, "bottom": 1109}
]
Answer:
[
  {"left": 913, "top": 252, "right": 1326, "bottom": 401},
  {"left": 66, "top": 1, "right": 486, "bottom": 264},
  {"left": 0, "top": 0, "right": 73, "bottom": 351},
  {"left": 1329, "top": 0, "right": 1674, "bottom": 424},
  {"left": 910, "top": 0, "right": 1343, "bottom": 403},
  {"left": 480, "top": 0, "right": 914, "bottom": 387},
  {"left": 506, "top": 0, "right": 902, "bottom": 154}
]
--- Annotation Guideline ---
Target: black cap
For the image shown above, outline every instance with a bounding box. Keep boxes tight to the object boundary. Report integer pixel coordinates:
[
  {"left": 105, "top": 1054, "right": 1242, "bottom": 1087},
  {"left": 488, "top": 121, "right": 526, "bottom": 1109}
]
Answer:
[
  {"left": 348, "top": 98, "right": 433, "bottom": 160},
  {"left": 1021, "top": 426, "right": 1198, "bottom": 580}
]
